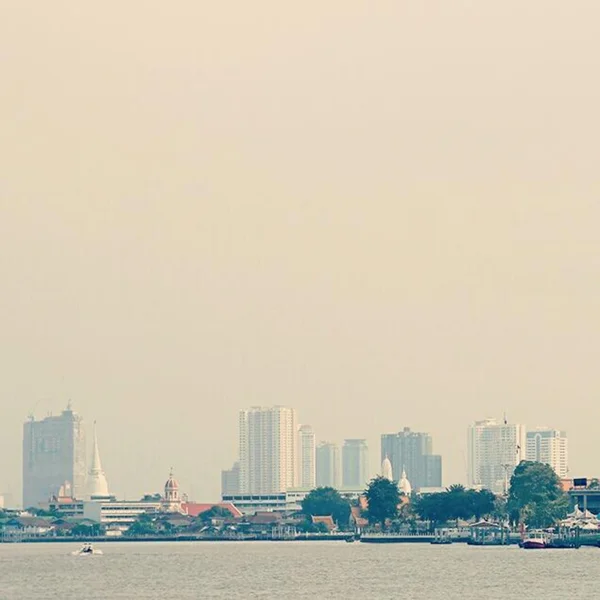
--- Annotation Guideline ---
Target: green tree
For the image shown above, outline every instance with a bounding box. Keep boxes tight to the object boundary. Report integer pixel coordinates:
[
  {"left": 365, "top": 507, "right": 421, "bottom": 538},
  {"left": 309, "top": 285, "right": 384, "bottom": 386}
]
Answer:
[
  {"left": 466, "top": 489, "right": 496, "bottom": 521},
  {"left": 72, "top": 523, "right": 103, "bottom": 537},
  {"left": 413, "top": 492, "right": 449, "bottom": 529},
  {"left": 141, "top": 493, "right": 162, "bottom": 502},
  {"left": 508, "top": 461, "right": 568, "bottom": 528},
  {"left": 26, "top": 507, "right": 58, "bottom": 518},
  {"left": 364, "top": 476, "right": 400, "bottom": 528},
  {"left": 301, "top": 487, "right": 351, "bottom": 527},
  {"left": 127, "top": 513, "right": 158, "bottom": 537},
  {"left": 197, "top": 506, "right": 232, "bottom": 522},
  {"left": 413, "top": 487, "right": 498, "bottom": 529},
  {"left": 444, "top": 485, "right": 471, "bottom": 521}
]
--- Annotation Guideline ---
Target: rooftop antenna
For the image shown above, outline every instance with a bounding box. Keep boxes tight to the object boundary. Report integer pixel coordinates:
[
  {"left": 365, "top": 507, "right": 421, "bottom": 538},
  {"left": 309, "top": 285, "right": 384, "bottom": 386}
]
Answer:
[
  {"left": 27, "top": 399, "right": 43, "bottom": 422},
  {"left": 503, "top": 412, "right": 508, "bottom": 425}
]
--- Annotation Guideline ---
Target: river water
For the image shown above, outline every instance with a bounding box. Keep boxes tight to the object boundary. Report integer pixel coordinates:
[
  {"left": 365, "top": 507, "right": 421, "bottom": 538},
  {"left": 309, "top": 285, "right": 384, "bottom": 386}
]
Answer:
[{"left": 0, "top": 541, "right": 598, "bottom": 599}]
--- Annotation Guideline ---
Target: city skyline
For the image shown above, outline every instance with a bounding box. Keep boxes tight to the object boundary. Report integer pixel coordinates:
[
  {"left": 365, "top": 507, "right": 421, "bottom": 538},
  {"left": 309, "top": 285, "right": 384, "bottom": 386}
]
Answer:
[{"left": 10, "top": 402, "right": 580, "bottom": 507}]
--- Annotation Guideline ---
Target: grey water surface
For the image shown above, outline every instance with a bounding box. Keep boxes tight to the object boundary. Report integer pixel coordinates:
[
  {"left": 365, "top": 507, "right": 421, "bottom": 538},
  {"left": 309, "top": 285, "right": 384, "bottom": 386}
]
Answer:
[{"left": 0, "top": 541, "right": 597, "bottom": 599}]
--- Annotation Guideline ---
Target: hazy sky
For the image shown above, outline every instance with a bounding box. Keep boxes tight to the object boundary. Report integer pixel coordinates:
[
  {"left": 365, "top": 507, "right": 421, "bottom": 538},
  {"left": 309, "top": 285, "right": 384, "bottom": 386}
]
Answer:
[{"left": 2, "top": 2, "right": 600, "bottom": 503}]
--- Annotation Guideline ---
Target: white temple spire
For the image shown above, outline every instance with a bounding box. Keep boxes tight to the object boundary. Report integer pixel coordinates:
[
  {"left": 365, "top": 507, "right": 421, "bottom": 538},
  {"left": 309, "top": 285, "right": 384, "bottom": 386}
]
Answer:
[
  {"left": 87, "top": 421, "right": 109, "bottom": 498},
  {"left": 399, "top": 466, "right": 412, "bottom": 496},
  {"left": 381, "top": 455, "right": 393, "bottom": 482}
]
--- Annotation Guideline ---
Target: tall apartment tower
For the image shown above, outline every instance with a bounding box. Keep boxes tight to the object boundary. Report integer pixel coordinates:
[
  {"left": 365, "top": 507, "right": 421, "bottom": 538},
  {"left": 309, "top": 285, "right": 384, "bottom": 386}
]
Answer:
[
  {"left": 526, "top": 428, "right": 568, "bottom": 478},
  {"left": 380, "top": 427, "right": 442, "bottom": 491},
  {"left": 316, "top": 442, "right": 341, "bottom": 489},
  {"left": 467, "top": 418, "right": 526, "bottom": 494},
  {"left": 22, "top": 404, "right": 87, "bottom": 508},
  {"left": 238, "top": 406, "right": 298, "bottom": 494},
  {"left": 342, "top": 439, "right": 369, "bottom": 489},
  {"left": 298, "top": 425, "right": 316, "bottom": 489}
]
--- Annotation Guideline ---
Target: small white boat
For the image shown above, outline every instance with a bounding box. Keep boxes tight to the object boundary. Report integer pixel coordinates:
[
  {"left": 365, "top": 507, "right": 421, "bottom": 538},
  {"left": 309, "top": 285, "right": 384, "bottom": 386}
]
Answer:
[
  {"left": 71, "top": 543, "right": 103, "bottom": 556},
  {"left": 521, "top": 530, "right": 549, "bottom": 549}
]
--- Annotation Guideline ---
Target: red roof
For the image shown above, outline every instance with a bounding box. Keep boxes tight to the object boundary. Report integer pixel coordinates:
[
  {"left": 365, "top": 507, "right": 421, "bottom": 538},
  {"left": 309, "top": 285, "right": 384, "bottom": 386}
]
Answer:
[
  {"left": 311, "top": 515, "right": 336, "bottom": 531},
  {"left": 183, "top": 502, "right": 243, "bottom": 518}
]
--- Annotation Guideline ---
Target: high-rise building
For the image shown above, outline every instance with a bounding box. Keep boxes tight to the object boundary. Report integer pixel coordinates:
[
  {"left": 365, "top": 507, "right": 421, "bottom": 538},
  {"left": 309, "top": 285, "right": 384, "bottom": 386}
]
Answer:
[
  {"left": 467, "top": 418, "right": 526, "bottom": 494},
  {"left": 342, "top": 439, "right": 369, "bottom": 489},
  {"left": 526, "top": 428, "right": 568, "bottom": 478},
  {"left": 22, "top": 404, "right": 86, "bottom": 508},
  {"left": 298, "top": 425, "right": 316, "bottom": 489},
  {"left": 221, "top": 462, "right": 240, "bottom": 497},
  {"left": 380, "top": 427, "right": 443, "bottom": 491},
  {"left": 316, "top": 442, "right": 341, "bottom": 489},
  {"left": 238, "top": 406, "right": 298, "bottom": 494}
]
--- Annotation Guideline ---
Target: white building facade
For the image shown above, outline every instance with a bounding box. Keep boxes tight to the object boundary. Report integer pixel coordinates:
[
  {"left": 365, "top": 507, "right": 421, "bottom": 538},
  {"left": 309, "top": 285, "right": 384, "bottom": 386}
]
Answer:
[
  {"left": 239, "top": 406, "right": 298, "bottom": 494},
  {"left": 467, "top": 418, "right": 526, "bottom": 494},
  {"left": 298, "top": 425, "right": 316, "bottom": 490},
  {"left": 526, "top": 428, "right": 568, "bottom": 478}
]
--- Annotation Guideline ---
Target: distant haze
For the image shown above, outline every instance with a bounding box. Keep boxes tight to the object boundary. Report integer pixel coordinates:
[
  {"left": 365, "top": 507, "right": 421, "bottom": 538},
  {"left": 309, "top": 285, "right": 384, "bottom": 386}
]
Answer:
[{"left": 2, "top": 2, "right": 599, "bottom": 503}]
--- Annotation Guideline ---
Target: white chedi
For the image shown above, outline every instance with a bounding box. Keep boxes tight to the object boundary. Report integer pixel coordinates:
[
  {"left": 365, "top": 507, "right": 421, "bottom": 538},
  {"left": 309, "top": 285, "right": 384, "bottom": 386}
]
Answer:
[
  {"left": 87, "top": 422, "right": 110, "bottom": 499},
  {"left": 399, "top": 468, "right": 412, "bottom": 496},
  {"left": 381, "top": 456, "right": 393, "bottom": 482}
]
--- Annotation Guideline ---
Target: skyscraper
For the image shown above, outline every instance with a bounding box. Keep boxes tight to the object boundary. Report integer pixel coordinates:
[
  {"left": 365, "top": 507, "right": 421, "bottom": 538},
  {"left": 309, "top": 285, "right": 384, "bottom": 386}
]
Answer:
[
  {"left": 467, "top": 418, "right": 526, "bottom": 494},
  {"left": 342, "top": 439, "right": 369, "bottom": 489},
  {"left": 221, "top": 462, "right": 240, "bottom": 497},
  {"left": 526, "top": 428, "right": 568, "bottom": 478},
  {"left": 298, "top": 425, "right": 316, "bottom": 489},
  {"left": 238, "top": 406, "right": 298, "bottom": 494},
  {"left": 22, "top": 404, "right": 86, "bottom": 508},
  {"left": 380, "top": 427, "right": 442, "bottom": 491},
  {"left": 316, "top": 442, "right": 341, "bottom": 489}
]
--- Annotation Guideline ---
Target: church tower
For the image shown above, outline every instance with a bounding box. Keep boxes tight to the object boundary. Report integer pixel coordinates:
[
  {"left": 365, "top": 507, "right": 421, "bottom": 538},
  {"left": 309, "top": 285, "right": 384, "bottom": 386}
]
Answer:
[{"left": 163, "top": 469, "right": 182, "bottom": 513}]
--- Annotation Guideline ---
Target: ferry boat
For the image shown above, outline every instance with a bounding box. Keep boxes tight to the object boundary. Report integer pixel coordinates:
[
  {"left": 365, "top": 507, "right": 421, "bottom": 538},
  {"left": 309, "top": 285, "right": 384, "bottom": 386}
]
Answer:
[{"left": 521, "top": 530, "right": 549, "bottom": 549}]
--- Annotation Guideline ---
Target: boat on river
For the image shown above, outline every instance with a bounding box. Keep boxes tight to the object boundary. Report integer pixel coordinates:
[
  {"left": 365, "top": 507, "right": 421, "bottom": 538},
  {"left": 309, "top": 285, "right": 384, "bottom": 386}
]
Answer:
[
  {"left": 71, "top": 543, "right": 103, "bottom": 556},
  {"left": 521, "top": 530, "right": 549, "bottom": 549}
]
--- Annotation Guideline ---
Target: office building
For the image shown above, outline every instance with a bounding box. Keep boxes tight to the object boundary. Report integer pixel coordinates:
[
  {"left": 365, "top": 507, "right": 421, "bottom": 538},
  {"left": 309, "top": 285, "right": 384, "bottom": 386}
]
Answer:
[
  {"left": 238, "top": 406, "right": 298, "bottom": 494},
  {"left": 298, "top": 425, "right": 316, "bottom": 489},
  {"left": 342, "top": 439, "right": 369, "bottom": 489},
  {"left": 221, "top": 462, "right": 240, "bottom": 497},
  {"left": 23, "top": 403, "right": 87, "bottom": 508},
  {"left": 526, "top": 428, "right": 568, "bottom": 478},
  {"left": 381, "top": 427, "right": 442, "bottom": 492},
  {"left": 316, "top": 442, "right": 341, "bottom": 489},
  {"left": 467, "top": 418, "right": 526, "bottom": 494}
]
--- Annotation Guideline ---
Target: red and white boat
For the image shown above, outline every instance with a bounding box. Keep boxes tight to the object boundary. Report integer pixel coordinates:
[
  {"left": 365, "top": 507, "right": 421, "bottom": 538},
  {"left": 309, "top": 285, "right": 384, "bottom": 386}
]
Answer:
[{"left": 521, "top": 530, "right": 550, "bottom": 549}]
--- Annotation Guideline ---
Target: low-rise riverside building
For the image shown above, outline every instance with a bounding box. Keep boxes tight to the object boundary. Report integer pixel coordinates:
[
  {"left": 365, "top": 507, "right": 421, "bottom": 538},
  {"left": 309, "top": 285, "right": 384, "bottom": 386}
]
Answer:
[
  {"left": 3, "top": 517, "right": 55, "bottom": 539},
  {"left": 223, "top": 487, "right": 365, "bottom": 515},
  {"left": 46, "top": 472, "right": 243, "bottom": 527},
  {"left": 568, "top": 482, "right": 600, "bottom": 515}
]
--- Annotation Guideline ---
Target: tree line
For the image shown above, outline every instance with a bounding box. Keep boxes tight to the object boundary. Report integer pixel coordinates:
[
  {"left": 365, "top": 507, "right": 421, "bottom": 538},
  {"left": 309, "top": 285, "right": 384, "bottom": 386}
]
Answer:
[{"left": 300, "top": 461, "right": 569, "bottom": 531}]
